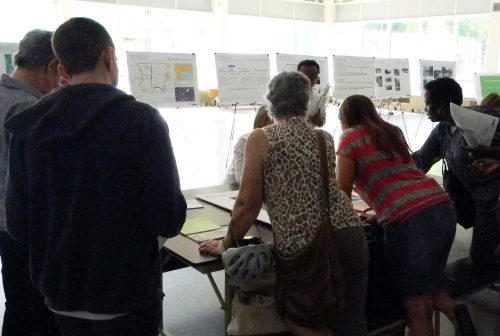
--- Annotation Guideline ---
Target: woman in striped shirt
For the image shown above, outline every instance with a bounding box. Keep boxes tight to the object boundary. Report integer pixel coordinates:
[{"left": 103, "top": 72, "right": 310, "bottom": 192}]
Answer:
[{"left": 336, "top": 95, "right": 476, "bottom": 336}]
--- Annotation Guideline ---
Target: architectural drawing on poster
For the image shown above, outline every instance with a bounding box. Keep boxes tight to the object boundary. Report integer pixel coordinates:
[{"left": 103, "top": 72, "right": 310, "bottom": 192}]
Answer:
[
  {"left": 0, "top": 43, "right": 18, "bottom": 75},
  {"left": 419, "top": 60, "right": 455, "bottom": 95},
  {"left": 127, "top": 52, "right": 199, "bottom": 107},
  {"left": 374, "top": 58, "right": 411, "bottom": 99},
  {"left": 333, "top": 56, "right": 375, "bottom": 99},
  {"left": 215, "top": 53, "right": 270, "bottom": 105},
  {"left": 276, "top": 53, "right": 330, "bottom": 94}
]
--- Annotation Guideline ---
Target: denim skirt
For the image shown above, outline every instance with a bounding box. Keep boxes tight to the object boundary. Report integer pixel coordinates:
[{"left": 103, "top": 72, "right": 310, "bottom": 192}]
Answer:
[{"left": 384, "top": 201, "right": 456, "bottom": 299}]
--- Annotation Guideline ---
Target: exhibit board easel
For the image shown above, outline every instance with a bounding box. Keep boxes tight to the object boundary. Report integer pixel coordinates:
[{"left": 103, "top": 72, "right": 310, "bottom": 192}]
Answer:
[
  {"left": 475, "top": 73, "right": 500, "bottom": 102},
  {"left": 0, "top": 43, "right": 18, "bottom": 75},
  {"left": 333, "top": 55, "right": 376, "bottom": 100},
  {"left": 127, "top": 52, "right": 199, "bottom": 107},
  {"left": 276, "top": 53, "right": 330, "bottom": 94}
]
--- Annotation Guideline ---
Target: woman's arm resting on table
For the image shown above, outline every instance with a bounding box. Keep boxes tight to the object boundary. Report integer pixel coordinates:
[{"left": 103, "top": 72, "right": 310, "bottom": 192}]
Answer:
[
  {"left": 336, "top": 154, "right": 356, "bottom": 200},
  {"left": 199, "top": 129, "right": 268, "bottom": 256}
]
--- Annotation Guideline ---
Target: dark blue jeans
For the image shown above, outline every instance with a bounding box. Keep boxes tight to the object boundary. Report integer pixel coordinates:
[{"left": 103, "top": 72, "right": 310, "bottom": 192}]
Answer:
[
  {"left": 0, "top": 231, "right": 60, "bottom": 336},
  {"left": 384, "top": 202, "right": 456, "bottom": 299}
]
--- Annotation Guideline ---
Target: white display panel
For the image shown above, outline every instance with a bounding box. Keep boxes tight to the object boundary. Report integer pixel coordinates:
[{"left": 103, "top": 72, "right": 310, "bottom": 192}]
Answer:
[
  {"left": 374, "top": 58, "right": 411, "bottom": 99},
  {"left": 0, "top": 43, "right": 18, "bottom": 75},
  {"left": 419, "top": 60, "right": 455, "bottom": 95},
  {"left": 276, "top": 53, "right": 329, "bottom": 93},
  {"left": 215, "top": 53, "right": 270, "bottom": 105},
  {"left": 333, "top": 55, "right": 375, "bottom": 99},
  {"left": 127, "top": 52, "right": 199, "bottom": 107}
]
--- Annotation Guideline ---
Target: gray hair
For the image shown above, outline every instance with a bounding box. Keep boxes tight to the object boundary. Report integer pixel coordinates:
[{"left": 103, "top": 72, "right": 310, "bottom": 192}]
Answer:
[
  {"left": 266, "top": 71, "right": 310, "bottom": 118},
  {"left": 14, "top": 30, "right": 55, "bottom": 69}
]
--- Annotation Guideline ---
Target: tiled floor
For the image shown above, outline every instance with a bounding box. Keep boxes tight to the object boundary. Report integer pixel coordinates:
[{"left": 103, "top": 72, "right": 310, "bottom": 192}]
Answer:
[{"left": 0, "top": 106, "right": 498, "bottom": 335}]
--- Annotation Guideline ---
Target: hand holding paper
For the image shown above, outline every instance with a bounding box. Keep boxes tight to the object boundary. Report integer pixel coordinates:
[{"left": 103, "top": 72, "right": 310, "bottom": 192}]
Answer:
[{"left": 450, "top": 103, "right": 499, "bottom": 147}]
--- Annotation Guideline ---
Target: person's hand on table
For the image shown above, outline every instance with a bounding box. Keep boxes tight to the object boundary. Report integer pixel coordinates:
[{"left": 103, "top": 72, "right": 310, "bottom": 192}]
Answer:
[
  {"left": 199, "top": 239, "right": 222, "bottom": 256},
  {"left": 472, "top": 158, "right": 500, "bottom": 176}
]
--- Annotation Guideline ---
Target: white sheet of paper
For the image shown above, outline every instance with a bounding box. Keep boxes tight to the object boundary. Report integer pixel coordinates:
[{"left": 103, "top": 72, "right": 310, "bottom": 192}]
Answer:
[
  {"left": 186, "top": 199, "right": 204, "bottom": 210},
  {"left": 196, "top": 191, "right": 271, "bottom": 225},
  {"left": 450, "top": 103, "right": 499, "bottom": 147}
]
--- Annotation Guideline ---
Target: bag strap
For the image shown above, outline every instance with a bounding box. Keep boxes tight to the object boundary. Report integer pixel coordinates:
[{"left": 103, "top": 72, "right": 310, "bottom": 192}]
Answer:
[{"left": 316, "top": 131, "right": 331, "bottom": 224}]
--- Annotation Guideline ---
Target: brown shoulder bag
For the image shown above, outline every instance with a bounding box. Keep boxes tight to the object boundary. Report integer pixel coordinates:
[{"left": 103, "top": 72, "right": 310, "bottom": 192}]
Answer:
[{"left": 274, "top": 131, "right": 345, "bottom": 328}]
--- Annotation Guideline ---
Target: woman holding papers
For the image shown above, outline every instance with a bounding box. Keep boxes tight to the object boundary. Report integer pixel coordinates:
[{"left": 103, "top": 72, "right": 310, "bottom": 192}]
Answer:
[
  {"left": 200, "top": 71, "right": 368, "bottom": 336},
  {"left": 413, "top": 78, "right": 500, "bottom": 269},
  {"left": 336, "top": 94, "right": 475, "bottom": 336}
]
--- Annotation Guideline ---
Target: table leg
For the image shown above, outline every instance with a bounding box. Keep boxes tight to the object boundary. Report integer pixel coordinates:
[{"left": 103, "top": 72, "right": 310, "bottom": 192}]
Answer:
[
  {"left": 206, "top": 273, "right": 226, "bottom": 309},
  {"left": 224, "top": 272, "right": 233, "bottom": 336}
]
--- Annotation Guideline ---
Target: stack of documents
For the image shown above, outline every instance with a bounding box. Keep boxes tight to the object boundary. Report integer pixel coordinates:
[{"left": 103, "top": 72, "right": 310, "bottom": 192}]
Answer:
[{"left": 180, "top": 217, "right": 227, "bottom": 243}]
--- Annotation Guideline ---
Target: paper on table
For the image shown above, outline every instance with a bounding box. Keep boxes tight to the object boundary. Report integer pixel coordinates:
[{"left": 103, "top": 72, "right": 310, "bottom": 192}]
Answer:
[
  {"left": 186, "top": 199, "right": 204, "bottom": 210},
  {"left": 180, "top": 217, "right": 221, "bottom": 236},
  {"left": 187, "top": 228, "right": 228, "bottom": 243},
  {"left": 450, "top": 103, "right": 499, "bottom": 147}
]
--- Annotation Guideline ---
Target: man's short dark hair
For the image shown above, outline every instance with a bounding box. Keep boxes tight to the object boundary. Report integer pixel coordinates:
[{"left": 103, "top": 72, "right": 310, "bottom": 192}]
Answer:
[
  {"left": 424, "top": 77, "right": 463, "bottom": 106},
  {"left": 53, "top": 17, "right": 114, "bottom": 76},
  {"left": 14, "top": 30, "right": 55, "bottom": 70},
  {"left": 297, "top": 59, "right": 320, "bottom": 72}
]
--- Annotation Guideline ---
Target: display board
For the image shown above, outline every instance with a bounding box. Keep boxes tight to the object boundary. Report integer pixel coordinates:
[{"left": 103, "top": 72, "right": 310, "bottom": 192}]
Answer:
[
  {"left": 276, "top": 53, "right": 329, "bottom": 93},
  {"left": 0, "top": 43, "right": 18, "bottom": 75},
  {"left": 215, "top": 53, "right": 270, "bottom": 105},
  {"left": 374, "top": 58, "right": 411, "bottom": 99},
  {"left": 333, "top": 56, "right": 375, "bottom": 99},
  {"left": 419, "top": 60, "right": 455, "bottom": 95},
  {"left": 475, "top": 73, "right": 500, "bottom": 102},
  {"left": 127, "top": 52, "right": 199, "bottom": 107}
]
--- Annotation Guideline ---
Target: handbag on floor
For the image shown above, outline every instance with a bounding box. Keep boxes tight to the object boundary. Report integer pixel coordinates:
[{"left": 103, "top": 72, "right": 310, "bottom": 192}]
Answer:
[
  {"left": 274, "top": 131, "right": 346, "bottom": 328},
  {"left": 222, "top": 228, "right": 288, "bottom": 335}
]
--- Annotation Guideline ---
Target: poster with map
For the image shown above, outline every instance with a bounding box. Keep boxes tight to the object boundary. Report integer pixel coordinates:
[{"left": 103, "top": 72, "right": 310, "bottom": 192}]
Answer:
[
  {"left": 127, "top": 52, "right": 199, "bottom": 107},
  {"left": 0, "top": 43, "right": 18, "bottom": 75}
]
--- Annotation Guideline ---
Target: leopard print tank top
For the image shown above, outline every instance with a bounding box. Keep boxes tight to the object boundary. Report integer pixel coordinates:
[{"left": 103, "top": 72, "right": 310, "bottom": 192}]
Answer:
[{"left": 262, "top": 117, "right": 362, "bottom": 257}]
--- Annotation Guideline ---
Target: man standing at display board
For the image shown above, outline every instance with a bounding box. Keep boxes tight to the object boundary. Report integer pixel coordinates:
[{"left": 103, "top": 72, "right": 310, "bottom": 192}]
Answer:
[
  {"left": 5, "top": 17, "right": 186, "bottom": 336},
  {"left": 0, "top": 29, "right": 61, "bottom": 336},
  {"left": 297, "top": 59, "right": 327, "bottom": 127}
]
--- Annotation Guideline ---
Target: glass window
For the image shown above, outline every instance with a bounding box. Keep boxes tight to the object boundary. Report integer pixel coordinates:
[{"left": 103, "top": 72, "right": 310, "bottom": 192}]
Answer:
[
  {"left": 456, "top": 16, "right": 489, "bottom": 98},
  {"left": 0, "top": 0, "right": 58, "bottom": 43},
  {"left": 362, "top": 22, "right": 390, "bottom": 57}
]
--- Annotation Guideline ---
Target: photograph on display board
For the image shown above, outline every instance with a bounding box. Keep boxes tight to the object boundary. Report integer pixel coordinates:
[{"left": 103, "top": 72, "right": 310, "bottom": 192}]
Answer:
[
  {"left": 395, "top": 78, "right": 401, "bottom": 91},
  {"left": 175, "top": 87, "right": 195, "bottom": 102},
  {"left": 423, "top": 66, "right": 434, "bottom": 77}
]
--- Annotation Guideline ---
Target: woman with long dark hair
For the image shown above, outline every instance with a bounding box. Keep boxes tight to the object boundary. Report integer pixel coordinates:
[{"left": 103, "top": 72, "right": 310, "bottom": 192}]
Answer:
[{"left": 336, "top": 95, "right": 476, "bottom": 336}]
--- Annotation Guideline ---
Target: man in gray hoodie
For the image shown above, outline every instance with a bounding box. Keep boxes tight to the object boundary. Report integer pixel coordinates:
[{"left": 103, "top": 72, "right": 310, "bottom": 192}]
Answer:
[{"left": 0, "top": 30, "right": 60, "bottom": 335}]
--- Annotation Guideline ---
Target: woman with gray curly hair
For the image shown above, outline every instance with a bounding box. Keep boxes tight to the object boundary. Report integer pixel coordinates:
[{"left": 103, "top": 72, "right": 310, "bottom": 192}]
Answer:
[{"left": 200, "top": 71, "right": 368, "bottom": 335}]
